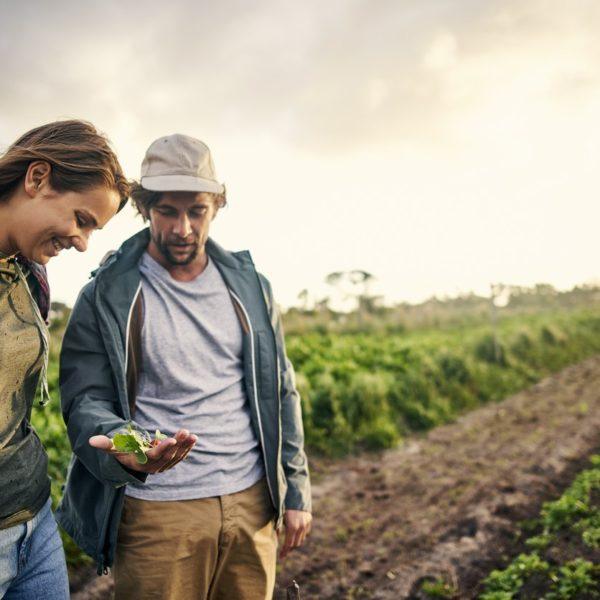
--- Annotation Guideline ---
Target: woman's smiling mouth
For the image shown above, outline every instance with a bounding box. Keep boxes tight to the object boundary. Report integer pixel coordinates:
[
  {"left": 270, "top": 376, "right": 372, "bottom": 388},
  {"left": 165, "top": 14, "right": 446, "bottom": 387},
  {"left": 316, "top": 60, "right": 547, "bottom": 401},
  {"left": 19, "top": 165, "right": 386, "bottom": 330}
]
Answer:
[{"left": 51, "top": 237, "right": 67, "bottom": 254}]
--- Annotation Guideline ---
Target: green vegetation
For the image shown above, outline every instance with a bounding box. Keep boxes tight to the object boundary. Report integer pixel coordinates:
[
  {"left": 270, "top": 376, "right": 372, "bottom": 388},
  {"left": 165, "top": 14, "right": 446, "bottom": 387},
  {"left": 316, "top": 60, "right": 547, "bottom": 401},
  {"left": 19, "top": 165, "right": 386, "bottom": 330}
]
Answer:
[
  {"left": 285, "top": 281, "right": 600, "bottom": 335},
  {"left": 31, "top": 316, "right": 89, "bottom": 566},
  {"left": 420, "top": 577, "right": 459, "bottom": 598},
  {"left": 288, "top": 309, "right": 600, "bottom": 455},
  {"left": 480, "top": 456, "right": 600, "bottom": 599},
  {"left": 111, "top": 425, "right": 167, "bottom": 464},
  {"left": 30, "top": 294, "right": 600, "bottom": 566}
]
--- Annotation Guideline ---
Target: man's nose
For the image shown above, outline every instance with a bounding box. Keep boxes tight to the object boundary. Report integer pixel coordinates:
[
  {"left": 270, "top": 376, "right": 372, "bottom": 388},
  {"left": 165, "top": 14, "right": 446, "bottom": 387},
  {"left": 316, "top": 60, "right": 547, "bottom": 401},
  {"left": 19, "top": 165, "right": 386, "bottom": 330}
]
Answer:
[{"left": 173, "top": 214, "right": 192, "bottom": 238}]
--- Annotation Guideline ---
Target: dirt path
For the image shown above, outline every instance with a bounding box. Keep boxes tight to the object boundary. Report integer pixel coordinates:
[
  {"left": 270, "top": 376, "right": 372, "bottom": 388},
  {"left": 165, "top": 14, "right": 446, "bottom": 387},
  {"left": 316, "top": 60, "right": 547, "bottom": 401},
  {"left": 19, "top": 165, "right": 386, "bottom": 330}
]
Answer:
[
  {"left": 72, "top": 356, "right": 600, "bottom": 599},
  {"left": 275, "top": 355, "right": 600, "bottom": 599}
]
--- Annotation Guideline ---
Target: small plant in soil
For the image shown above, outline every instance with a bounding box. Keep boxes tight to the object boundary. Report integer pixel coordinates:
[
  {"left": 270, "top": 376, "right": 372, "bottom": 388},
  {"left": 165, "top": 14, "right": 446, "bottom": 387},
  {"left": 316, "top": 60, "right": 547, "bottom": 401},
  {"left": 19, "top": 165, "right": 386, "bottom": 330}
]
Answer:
[
  {"left": 420, "top": 577, "right": 459, "bottom": 598},
  {"left": 480, "top": 456, "right": 600, "bottom": 599}
]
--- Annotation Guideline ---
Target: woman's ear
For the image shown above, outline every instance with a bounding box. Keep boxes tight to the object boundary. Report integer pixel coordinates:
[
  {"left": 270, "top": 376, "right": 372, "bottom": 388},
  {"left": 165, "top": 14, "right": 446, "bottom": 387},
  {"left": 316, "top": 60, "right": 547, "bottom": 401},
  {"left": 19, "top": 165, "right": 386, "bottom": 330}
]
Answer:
[{"left": 24, "top": 161, "right": 51, "bottom": 197}]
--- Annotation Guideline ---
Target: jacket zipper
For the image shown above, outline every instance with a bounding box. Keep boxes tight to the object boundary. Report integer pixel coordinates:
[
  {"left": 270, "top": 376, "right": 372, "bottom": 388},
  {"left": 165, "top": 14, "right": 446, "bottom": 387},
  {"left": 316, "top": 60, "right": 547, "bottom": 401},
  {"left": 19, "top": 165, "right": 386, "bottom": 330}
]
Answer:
[
  {"left": 124, "top": 283, "right": 142, "bottom": 377},
  {"left": 229, "top": 291, "right": 276, "bottom": 510},
  {"left": 98, "top": 281, "right": 141, "bottom": 573}
]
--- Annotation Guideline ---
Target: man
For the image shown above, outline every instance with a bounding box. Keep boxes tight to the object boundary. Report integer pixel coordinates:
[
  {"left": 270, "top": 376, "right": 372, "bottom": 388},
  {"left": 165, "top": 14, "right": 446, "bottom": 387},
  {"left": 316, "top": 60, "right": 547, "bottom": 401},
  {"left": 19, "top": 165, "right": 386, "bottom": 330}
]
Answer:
[{"left": 56, "top": 134, "right": 312, "bottom": 599}]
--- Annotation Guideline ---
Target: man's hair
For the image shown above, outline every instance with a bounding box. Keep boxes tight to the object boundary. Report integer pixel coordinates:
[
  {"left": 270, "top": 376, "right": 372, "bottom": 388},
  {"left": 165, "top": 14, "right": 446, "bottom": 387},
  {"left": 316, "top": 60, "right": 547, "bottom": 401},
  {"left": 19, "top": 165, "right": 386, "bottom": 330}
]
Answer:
[
  {"left": 130, "top": 181, "right": 227, "bottom": 220},
  {"left": 0, "top": 119, "right": 130, "bottom": 210}
]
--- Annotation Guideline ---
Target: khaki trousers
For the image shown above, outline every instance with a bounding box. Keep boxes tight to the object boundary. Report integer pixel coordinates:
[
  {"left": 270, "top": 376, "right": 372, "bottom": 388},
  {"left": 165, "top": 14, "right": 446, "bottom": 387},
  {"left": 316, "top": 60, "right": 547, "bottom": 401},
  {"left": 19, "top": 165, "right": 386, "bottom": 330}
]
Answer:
[{"left": 113, "top": 479, "right": 277, "bottom": 600}]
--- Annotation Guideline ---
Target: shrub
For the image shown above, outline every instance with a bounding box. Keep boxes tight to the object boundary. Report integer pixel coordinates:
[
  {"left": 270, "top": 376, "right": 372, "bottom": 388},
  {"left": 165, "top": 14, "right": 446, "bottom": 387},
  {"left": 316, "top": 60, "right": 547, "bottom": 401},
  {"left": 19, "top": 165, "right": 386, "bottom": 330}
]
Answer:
[{"left": 474, "top": 334, "right": 508, "bottom": 366}]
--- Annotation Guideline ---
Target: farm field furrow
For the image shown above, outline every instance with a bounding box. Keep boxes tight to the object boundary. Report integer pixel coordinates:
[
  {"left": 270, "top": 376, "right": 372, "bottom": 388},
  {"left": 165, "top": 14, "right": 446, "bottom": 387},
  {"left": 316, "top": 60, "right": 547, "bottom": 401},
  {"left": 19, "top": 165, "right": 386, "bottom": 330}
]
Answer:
[{"left": 274, "top": 355, "right": 600, "bottom": 599}]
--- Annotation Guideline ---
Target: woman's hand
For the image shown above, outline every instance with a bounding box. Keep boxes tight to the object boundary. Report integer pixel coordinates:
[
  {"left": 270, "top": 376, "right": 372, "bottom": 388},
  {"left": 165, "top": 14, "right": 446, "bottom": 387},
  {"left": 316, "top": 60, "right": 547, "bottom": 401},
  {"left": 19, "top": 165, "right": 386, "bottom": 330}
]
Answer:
[{"left": 89, "top": 429, "right": 197, "bottom": 473}]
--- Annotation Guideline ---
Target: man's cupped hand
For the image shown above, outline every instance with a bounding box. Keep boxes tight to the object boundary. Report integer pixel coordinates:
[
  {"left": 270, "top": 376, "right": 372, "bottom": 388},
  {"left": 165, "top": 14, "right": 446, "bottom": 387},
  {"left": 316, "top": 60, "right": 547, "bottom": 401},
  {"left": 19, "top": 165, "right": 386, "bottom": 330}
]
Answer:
[{"left": 89, "top": 429, "right": 197, "bottom": 473}]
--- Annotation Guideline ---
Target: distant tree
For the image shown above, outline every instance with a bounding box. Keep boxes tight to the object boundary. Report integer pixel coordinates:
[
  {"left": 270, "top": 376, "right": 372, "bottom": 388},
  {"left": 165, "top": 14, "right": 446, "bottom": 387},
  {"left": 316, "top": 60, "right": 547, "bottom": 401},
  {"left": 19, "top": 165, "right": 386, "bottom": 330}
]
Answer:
[
  {"left": 315, "top": 297, "right": 330, "bottom": 313},
  {"left": 350, "top": 270, "right": 377, "bottom": 314},
  {"left": 349, "top": 269, "right": 375, "bottom": 290},
  {"left": 325, "top": 271, "right": 344, "bottom": 288},
  {"left": 297, "top": 289, "right": 310, "bottom": 311},
  {"left": 358, "top": 294, "right": 384, "bottom": 315},
  {"left": 325, "top": 270, "right": 379, "bottom": 313},
  {"left": 535, "top": 283, "right": 557, "bottom": 295}
]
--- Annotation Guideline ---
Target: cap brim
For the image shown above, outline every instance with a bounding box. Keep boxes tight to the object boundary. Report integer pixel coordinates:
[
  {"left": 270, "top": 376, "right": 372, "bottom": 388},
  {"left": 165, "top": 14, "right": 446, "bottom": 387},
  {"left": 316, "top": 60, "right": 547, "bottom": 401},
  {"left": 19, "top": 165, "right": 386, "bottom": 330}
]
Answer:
[{"left": 141, "top": 175, "right": 224, "bottom": 194}]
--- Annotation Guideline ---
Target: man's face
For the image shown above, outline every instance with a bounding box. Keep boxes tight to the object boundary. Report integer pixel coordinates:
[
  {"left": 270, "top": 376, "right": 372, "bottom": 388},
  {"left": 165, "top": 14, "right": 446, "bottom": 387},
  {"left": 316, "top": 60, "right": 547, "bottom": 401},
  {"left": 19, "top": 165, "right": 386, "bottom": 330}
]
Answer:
[{"left": 147, "top": 192, "right": 219, "bottom": 266}]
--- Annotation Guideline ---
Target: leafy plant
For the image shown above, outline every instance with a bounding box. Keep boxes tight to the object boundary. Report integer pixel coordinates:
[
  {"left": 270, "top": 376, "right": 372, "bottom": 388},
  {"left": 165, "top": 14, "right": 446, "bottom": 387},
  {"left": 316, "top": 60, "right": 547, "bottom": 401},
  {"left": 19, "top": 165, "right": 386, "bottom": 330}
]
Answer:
[
  {"left": 480, "top": 457, "right": 600, "bottom": 599},
  {"left": 546, "top": 559, "right": 599, "bottom": 599},
  {"left": 420, "top": 577, "right": 458, "bottom": 598},
  {"left": 111, "top": 424, "right": 167, "bottom": 464},
  {"left": 480, "top": 553, "right": 550, "bottom": 599}
]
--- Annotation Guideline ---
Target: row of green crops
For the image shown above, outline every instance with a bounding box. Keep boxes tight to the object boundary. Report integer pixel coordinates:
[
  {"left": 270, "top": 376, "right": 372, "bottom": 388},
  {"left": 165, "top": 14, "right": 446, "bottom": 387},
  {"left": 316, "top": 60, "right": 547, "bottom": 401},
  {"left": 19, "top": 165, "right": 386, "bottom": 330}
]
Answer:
[
  {"left": 479, "top": 455, "right": 600, "bottom": 599},
  {"left": 286, "top": 309, "right": 600, "bottom": 455},
  {"left": 32, "top": 308, "right": 600, "bottom": 565}
]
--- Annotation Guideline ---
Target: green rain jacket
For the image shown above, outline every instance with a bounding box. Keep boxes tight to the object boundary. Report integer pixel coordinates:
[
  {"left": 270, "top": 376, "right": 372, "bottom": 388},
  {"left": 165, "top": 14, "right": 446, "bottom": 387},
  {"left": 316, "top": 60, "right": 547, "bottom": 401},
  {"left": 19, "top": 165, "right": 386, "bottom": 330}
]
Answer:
[{"left": 56, "top": 228, "right": 311, "bottom": 574}]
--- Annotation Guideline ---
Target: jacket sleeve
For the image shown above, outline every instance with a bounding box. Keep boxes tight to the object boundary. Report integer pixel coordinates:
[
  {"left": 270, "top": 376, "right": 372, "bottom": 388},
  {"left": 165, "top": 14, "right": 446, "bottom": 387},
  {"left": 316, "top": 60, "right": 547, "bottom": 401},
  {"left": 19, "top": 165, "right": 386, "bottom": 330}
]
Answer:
[
  {"left": 60, "top": 282, "right": 147, "bottom": 488},
  {"left": 259, "top": 274, "right": 312, "bottom": 513}
]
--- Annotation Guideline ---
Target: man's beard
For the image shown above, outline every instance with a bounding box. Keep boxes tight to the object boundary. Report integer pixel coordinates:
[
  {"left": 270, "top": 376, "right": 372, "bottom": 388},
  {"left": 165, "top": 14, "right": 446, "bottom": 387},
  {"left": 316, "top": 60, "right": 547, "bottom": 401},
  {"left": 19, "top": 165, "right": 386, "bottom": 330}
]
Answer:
[{"left": 154, "top": 233, "right": 200, "bottom": 265}]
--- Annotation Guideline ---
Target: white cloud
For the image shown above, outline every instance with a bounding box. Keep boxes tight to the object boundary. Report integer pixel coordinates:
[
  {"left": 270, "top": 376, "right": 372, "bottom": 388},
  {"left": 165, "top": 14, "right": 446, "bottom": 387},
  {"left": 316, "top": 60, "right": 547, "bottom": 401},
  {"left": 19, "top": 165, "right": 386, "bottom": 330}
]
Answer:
[
  {"left": 1, "top": 0, "right": 600, "bottom": 307},
  {"left": 423, "top": 32, "right": 458, "bottom": 70}
]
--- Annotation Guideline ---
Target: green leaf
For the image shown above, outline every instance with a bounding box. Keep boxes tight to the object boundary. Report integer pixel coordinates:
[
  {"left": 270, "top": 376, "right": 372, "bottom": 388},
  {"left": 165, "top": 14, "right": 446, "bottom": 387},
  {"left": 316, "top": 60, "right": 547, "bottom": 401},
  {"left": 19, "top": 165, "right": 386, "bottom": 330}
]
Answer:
[
  {"left": 112, "top": 433, "right": 142, "bottom": 453},
  {"left": 111, "top": 425, "right": 153, "bottom": 459},
  {"left": 134, "top": 449, "right": 148, "bottom": 464}
]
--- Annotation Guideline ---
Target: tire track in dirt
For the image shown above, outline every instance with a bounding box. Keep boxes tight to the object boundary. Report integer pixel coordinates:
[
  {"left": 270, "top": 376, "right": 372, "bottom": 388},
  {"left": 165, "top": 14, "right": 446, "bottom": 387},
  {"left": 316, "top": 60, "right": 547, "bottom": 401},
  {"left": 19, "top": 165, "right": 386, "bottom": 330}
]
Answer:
[{"left": 275, "top": 356, "right": 600, "bottom": 599}]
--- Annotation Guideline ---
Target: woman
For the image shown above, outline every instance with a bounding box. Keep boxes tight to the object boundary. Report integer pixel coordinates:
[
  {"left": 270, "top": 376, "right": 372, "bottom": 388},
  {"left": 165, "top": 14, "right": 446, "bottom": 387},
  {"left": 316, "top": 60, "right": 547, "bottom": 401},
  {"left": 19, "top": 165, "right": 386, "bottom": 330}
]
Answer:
[{"left": 0, "top": 120, "right": 129, "bottom": 599}]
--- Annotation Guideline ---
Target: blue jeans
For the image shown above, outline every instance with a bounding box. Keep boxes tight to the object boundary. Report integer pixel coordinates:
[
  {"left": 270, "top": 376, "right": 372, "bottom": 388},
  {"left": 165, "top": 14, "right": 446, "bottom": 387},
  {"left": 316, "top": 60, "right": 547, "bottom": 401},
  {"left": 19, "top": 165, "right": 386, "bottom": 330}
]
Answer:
[{"left": 0, "top": 498, "right": 69, "bottom": 599}]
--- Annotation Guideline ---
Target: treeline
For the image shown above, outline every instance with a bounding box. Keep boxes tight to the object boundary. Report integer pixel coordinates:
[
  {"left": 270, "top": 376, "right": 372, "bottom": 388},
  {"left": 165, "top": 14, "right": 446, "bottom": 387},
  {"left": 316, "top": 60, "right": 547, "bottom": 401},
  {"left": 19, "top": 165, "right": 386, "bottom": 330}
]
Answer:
[
  {"left": 49, "top": 282, "right": 600, "bottom": 337},
  {"left": 283, "top": 282, "right": 600, "bottom": 335}
]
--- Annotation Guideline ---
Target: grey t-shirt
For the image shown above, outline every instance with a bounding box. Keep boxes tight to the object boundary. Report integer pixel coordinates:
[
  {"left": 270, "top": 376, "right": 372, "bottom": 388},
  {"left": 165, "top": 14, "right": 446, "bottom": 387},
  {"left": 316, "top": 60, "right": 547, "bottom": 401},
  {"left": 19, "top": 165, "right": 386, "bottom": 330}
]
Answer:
[{"left": 125, "top": 252, "right": 264, "bottom": 501}]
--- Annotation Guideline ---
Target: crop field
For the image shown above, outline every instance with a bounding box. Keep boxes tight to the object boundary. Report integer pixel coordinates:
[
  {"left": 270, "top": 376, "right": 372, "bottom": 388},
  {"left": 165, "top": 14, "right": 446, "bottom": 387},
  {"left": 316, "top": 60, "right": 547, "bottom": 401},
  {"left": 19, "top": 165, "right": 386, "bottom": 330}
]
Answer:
[
  {"left": 286, "top": 309, "right": 600, "bottom": 455},
  {"left": 480, "top": 456, "right": 599, "bottom": 599},
  {"left": 30, "top": 304, "right": 600, "bottom": 595},
  {"left": 275, "top": 354, "right": 600, "bottom": 599}
]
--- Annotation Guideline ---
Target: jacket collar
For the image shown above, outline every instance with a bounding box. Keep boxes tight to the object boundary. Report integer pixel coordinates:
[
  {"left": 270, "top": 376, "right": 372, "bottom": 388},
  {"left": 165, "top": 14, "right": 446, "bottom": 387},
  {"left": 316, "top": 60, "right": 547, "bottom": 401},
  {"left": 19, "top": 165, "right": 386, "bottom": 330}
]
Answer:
[{"left": 94, "top": 227, "right": 253, "bottom": 281}]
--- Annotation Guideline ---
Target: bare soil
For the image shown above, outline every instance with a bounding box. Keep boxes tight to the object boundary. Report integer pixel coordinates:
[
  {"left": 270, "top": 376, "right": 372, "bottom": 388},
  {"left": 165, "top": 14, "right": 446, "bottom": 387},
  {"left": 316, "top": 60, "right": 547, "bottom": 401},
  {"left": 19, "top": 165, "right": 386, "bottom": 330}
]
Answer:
[
  {"left": 72, "top": 356, "right": 600, "bottom": 599},
  {"left": 275, "top": 355, "right": 600, "bottom": 599}
]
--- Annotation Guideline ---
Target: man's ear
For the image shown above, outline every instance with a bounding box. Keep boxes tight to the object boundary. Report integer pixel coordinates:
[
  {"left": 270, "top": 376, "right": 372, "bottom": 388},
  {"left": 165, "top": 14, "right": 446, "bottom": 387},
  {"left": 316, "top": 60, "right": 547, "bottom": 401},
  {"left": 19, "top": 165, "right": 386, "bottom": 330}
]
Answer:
[
  {"left": 211, "top": 194, "right": 226, "bottom": 220},
  {"left": 24, "top": 161, "right": 51, "bottom": 197}
]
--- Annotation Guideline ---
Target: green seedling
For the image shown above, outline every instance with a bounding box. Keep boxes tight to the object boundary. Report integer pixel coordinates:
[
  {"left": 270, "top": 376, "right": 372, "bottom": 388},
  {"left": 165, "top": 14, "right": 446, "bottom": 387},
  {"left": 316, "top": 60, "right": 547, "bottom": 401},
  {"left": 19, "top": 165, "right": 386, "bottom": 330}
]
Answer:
[{"left": 111, "top": 424, "right": 168, "bottom": 464}]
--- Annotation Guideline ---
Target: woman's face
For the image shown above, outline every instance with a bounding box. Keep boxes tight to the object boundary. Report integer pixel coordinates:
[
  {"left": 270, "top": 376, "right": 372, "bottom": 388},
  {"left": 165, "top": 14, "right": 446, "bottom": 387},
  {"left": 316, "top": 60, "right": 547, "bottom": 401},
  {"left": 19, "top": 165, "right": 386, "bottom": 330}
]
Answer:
[{"left": 14, "top": 185, "right": 121, "bottom": 264}]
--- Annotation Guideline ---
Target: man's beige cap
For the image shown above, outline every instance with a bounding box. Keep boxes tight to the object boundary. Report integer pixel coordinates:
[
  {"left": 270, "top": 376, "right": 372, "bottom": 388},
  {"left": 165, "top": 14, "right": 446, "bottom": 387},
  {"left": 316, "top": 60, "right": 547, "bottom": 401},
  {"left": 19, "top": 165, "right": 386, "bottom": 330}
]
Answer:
[{"left": 140, "top": 134, "right": 224, "bottom": 194}]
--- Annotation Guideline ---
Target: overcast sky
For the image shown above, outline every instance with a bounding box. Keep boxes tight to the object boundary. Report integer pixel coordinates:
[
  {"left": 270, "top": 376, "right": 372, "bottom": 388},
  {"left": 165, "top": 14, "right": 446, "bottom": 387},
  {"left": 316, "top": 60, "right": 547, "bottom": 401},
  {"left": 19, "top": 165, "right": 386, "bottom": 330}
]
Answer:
[{"left": 1, "top": 0, "right": 599, "bottom": 308}]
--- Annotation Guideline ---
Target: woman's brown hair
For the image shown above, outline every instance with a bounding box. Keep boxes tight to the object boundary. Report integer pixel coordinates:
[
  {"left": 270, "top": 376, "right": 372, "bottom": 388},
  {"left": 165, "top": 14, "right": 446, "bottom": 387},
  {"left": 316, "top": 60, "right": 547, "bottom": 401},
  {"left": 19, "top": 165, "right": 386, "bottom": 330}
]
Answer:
[{"left": 0, "top": 119, "right": 130, "bottom": 209}]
